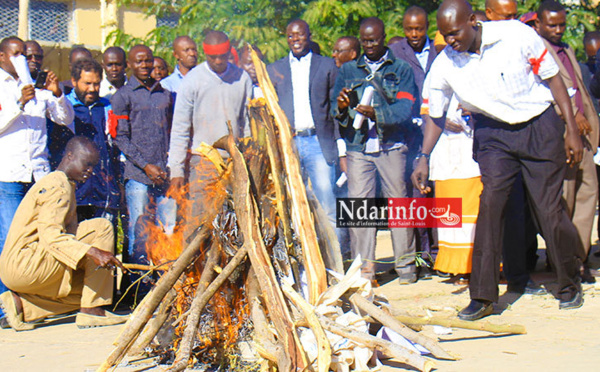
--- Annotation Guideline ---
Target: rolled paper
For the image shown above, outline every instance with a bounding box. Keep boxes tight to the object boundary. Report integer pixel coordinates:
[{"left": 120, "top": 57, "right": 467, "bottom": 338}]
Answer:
[
  {"left": 203, "top": 40, "right": 231, "bottom": 56},
  {"left": 352, "top": 86, "right": 375, "bottom": 130},
  {"left": 10, "top": 55, "right": 34, "bottom": 85}
]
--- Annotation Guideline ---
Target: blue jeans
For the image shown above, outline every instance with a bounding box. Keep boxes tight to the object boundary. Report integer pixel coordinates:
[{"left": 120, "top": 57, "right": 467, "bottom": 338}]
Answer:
[
  {"left": 0, "top": 181, "right": 33, "bottom": 317},
  {"left": 294, "top": 135, "right": 336, "bottom": 224},
  {"left": 125, "top": 180, "right": 176, "bottom": 265}
]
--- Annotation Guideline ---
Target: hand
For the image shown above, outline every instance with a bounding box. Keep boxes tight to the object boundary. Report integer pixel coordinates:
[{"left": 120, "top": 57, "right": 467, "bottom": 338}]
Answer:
[
  {"left": 564, "top": 129, "right": 583, "bottom": 165},
  {"left": 144, "top": 164, "right": 167, "bottom": 185},
  {"left": 337, "top": 87, "right": 352, "bottom": 111},
  {"left": 411, "top": 157, "right": 431, "bottom": 194},
  {"left": 444, "top": 119, "right": 464, "bottom": 133},
  {"left": 339, "top": 156, "right": 348, "bottom": 174},
  {"left": 45, "top": 71, "right": 62, "bottom": 97},
  {"left": 457, "top": 104, "right": 472, "bottom": 117},
  {"left": 355, "top": 104, "right": 376, "bottom": 121},
  {"left": 86, "top": 246, "right": 126, "bottom": 272},
  {"left": 575, "top": 111, "right": 592, "bottom": 136},
  {"left": 20, "top": 85, "right": 35, "bottom": 106}
]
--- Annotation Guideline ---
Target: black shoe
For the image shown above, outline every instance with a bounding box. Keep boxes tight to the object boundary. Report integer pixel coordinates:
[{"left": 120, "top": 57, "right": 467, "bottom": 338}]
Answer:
[
  {"left": 581, "top": 267, "right": 596, "bottom": 284},
  {"left": 559, "top": 291, "right": 583, "bottom": 310},
  {"left": 418, "top": 265, "right": 434, "bottom": 280},
  {"left": 398, "top": 272, "right": 417, "bottom": 285},
  {"left": 508, "top": 280, "right": 547, "bottom": 295},
  {"left": 0, "top": 316, "right": 8, "bottom": 329},
  {"left": 458, "top": 300, "right": 493, "bottom": 321}
]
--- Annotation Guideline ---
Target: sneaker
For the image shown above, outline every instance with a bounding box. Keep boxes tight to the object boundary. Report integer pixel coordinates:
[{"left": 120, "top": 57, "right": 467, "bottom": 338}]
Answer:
[
  {"left": 76, "top": 311, "right": 129, "bottom": 329},
  {"left": 559, "top": 291, "right": 583, "bottom": 310},
  {"left": 398, "top": 272, "right": 417, "bottom": 285}
]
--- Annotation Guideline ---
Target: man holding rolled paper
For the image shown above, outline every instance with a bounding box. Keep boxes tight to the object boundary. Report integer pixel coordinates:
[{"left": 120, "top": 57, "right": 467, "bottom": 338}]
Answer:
[{"left": 333, "top": 17, "right": 420, "bottom": 284}]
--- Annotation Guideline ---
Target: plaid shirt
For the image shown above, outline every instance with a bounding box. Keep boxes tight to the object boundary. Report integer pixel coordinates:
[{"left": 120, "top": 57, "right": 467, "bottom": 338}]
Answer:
[{"left": 427, "top": 20, "right": 559, "bottom": 124}]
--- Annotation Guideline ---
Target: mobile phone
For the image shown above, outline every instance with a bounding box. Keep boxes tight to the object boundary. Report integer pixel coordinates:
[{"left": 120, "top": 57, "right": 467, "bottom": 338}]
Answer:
[
  {"left": 34, "top": 71, "right": 48, "bottom": 89},
  {"left": 347, "top": 89, "right": 359, "bottom": 109}
]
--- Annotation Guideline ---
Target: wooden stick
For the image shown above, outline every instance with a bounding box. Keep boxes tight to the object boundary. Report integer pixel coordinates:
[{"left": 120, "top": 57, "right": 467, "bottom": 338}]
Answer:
[
  {"left": 306, "top": 187, "right": 343, "bottom": 274},
  {"left": 122, "top": 263, "right": 167, "bottom": 271},
  {"left": 222, "top": 127, "right": 308, "bottom": 371},
  {"left": 282, "top": 283, "right": 332, "bottom": 372},
  {"left": 349, "top": 293, "right": 456, "bottom": 361},
  {"left": 97, "top": 226, "right": 212, "bottom": 372},
  {"left": 127, "top": 288, "right": 177, "bottom": 356},
  {"left": 167, "top": 243, "right": 233, "bottom": 372},
  {"left": 317, "top": 315, "right": 434, "bottom": 372},
  {"left": 251, "top": 48, "right": 327, "bottom": 304},
  {"left": 390, "top": 312, "right": 527, "bottom": 335}
]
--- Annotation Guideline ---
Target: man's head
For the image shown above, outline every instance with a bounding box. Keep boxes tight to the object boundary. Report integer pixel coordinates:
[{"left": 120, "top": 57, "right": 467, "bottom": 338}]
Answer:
[
  {"left": 403, "top": 6, "right": 429, "bottom": 53},
  {"left": 286, "top": 20, "right": 311, "bottom": 58},
  {"left": 69, "top": 46, "right": 93, "bottom": 68},
  {"left": 359, "top": 17, "right": 386, "bottom": 61},
  {"left": 238, "top": 44, "right": 264, "bottom": 84},
  {"left": 203, "top": 30, "right": 231, "bottom": 74},
  {"left": 485, "top": 0, "right": 518, "bottom": 21},
  {"left": 437, "top": 0, "right": 479, "bottom": 53},
  {"left": 332, "top": 36, "right": 360, "bottom": 68},
  {"left": 59, "top": 136, "right": 100, "bottom": 183},
  {"left": 0, "top": 36, "right": 25, "bottom": 78},
  {"left": 536, "top": 0, "right": 566, "bottom": 46},
  {"left": 102, "top": 46, "right": 126, "bottom": 87},
  {"left": 128, "top": 45, "right": 154, "bottom": 83},
  {"left": 172, "top": 36, "right": 198, "bottom": 73},
  {"left": 24, "top": 40, "right": 43, "bottom": 79},
  {"left": 71, "top": 59, "right": 103, "bottom": 106},
  {"left": 584, "top": 31, "right": 600, "bottom": 64},
  {"left": 151, "top": 56, "right": 169, "bottom": 81}
]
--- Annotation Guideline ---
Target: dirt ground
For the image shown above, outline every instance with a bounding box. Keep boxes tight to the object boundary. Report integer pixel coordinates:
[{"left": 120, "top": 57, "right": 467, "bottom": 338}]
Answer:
[{"left": 1, "top": 229, "right": 599, "bottom": 371}]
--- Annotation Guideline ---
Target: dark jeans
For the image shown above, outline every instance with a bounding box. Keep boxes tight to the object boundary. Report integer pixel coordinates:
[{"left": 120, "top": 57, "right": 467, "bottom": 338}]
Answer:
[{"left": 470, "top": 108, "right": 580, "bottom": 302}]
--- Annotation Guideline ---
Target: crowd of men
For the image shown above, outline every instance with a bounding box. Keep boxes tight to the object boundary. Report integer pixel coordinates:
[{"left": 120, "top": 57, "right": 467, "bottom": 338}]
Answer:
[{"left": 1, "top": 0, "right": 600, "bottom": 331}]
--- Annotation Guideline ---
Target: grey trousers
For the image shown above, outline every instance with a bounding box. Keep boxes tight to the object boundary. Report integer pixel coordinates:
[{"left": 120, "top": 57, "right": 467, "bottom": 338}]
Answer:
[{"left": 347, "top": 147, "right": 416, "bottom": 279}]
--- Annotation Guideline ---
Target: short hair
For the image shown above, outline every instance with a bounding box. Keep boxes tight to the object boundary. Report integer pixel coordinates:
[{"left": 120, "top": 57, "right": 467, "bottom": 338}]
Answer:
[
  {"left": 405, "top": 5, "right": 429, "bottom": 26},
  {"left": 103, "top": 46, "right": 126, "bottom": 61},
  {"left": 69, "top": 46, "right": 92, "bottom": 62},
  {"left": 71, "top": 58, "right": 103, "bottom": 81},
  {"left": 583, "top": 31, "right": 600, "bottom": 47},
  {"left": 64, "top": 135, "right": 98, "bottom": 156},
  {"left": 537, "top": 0, "right": 565, "bottom": 19},
  {"left": 338, "top": 36, "right": 361, "bottom": 55},
  {"left": 0, "top": 36, "right": 23, "bottom": 53}
]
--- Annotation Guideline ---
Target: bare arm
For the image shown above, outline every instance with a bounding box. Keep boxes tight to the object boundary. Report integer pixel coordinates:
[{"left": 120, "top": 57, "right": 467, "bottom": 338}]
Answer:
[{"left": 410, "top": 114, "right": 444, "bottom": 194}]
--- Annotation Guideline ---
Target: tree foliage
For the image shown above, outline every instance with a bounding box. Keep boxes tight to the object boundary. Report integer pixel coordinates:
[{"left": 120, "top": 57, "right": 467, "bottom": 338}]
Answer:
[{"left": 109, "top": 0, "right": 599, "bottom": 65}]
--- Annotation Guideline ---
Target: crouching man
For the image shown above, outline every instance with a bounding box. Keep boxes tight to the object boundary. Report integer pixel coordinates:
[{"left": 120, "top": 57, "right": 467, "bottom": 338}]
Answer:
[{"left": 0, "top": 136, "right": 127, "bottom": 331}]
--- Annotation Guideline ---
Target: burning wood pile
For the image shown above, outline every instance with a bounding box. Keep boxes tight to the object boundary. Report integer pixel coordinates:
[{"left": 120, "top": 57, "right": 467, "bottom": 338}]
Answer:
[{"left": 95, "top": 49, "right": 495, "bottom": 372}]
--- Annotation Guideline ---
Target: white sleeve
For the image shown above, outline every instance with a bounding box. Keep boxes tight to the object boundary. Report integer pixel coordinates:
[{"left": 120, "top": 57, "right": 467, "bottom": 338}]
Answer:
[
  {"left": 424, "top": 60, "right": 453, "bottom": 119},
  {"left": 520, "top": 22, "right": 559, "bottom": 80},
  {"left": 0, "top": 84, "right": 24, "bottom": 134},
  {"left": 45, "top": 92, "right": 75, "bottom": 128}
]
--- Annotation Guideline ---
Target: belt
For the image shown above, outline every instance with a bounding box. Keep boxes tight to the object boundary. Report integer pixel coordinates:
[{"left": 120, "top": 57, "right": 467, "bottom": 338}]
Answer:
[{"left": 295, "top": 128, "right": 316, "bottom": 137}]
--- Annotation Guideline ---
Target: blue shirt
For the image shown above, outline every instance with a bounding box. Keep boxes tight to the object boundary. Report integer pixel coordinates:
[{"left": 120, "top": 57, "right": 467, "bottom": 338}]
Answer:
[{"left": 160, "top": 65, "right": 186, "bottom": 94}]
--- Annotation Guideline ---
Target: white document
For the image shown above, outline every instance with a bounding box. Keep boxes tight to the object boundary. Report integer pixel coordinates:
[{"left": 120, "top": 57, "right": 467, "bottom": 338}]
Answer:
[
  {"left": 352, "top": 86, "right": 375, "bottom": 129},
  {"left": 10, "top": 55, "right": 34, "bottom": 85}
]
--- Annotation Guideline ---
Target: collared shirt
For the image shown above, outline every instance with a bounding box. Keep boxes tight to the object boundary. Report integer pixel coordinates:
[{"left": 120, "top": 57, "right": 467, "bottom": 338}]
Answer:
[
  {"left": 415, "top": 38, "right": 431, "bottom": 71},
  {"left": 289, "top": 51, "right": 316, "bottom": 131},
  {"left": 99, "top": 76, "right": 127, "bottom": 100},
  {"left": 549, "top": 43, "right": 584, "bottom": 114},
  {"left": 160, "top": 65, "right": 187, "bottom": 94},
  {"left": 0, "top": 68, "right": 74, "bottom": 183},
  {"left": 427, "top": 20, "right": 559, "bottom": 124},
  {"left": 112, "top": 76, "right": 173, "bottom": 185}
]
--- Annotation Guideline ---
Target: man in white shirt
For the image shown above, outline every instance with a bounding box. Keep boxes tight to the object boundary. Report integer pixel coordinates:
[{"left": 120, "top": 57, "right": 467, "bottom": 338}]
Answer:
[
  {"left": 161, "top": 36, "right": 198, "bottom": 95},
  {"left": 412, "top": 0, "right": 584, "bottom": 320},
  {"left": 0, "top": 36, "right": 74, "bottom": 322},
  {"left": 99, "top": 46, "right": 127, "bottom": 100}
]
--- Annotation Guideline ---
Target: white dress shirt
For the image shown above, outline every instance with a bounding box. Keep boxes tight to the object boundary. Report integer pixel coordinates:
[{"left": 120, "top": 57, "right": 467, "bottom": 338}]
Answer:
[
  {"left": 0, "top": 68, "right": 75, "bottom": 183},
  {"left": 290, "top": 51, "right": 316, "bottom": 131},
  {"left": 99, "top": 76, "right": 127, "bottom": 100},
  {"left": 427, "top": 20, "right": 559, "bottom": 124},
  {"left": 415, "top": 38, "right": 431, "bottom": 71}
]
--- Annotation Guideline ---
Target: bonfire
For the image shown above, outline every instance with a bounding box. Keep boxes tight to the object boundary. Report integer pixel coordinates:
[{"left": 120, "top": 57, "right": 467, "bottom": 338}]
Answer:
[{"left": 96, "top": 48, "right": 524, "bottom": 372}]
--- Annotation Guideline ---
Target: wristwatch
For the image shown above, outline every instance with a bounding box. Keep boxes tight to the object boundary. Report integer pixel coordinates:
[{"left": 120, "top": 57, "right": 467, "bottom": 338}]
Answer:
[{"left": 415, "top": 152, "right": 430, "bottom": 162}]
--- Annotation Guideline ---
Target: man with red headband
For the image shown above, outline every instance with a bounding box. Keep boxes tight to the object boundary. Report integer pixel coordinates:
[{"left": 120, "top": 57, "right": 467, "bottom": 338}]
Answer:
[{"left": 168, "top": 30, "right": 252, "bottom": 236}]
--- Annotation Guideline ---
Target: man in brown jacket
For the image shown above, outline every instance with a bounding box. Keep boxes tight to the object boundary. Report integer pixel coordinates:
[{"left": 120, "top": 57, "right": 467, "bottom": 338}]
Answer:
[
  {"left": 0, "top": 136, "right": 126, "bottom": 331},
  {"left": 536, "top": 0, "right": 599, "bottom": 280}
]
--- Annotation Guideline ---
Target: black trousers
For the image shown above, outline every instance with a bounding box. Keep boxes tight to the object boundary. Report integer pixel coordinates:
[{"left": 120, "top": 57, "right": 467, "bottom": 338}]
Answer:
[{"left": 470, "top": 108, "right": 581, "bottom": 302}]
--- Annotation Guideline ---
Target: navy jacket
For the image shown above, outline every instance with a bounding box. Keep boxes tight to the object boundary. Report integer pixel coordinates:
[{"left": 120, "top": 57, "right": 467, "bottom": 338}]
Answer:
[
  {"left": 389, "top": 38, "right": 437, "bottom": 99},
  {"left": 267, "top": 52, "right": 339, "bottom": 165},
  {"left": 332, "top": 51, "right": 420, "bottom": 152},
  {"left": 66, "top": 91, "right": 121, "bottom": 209}
]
